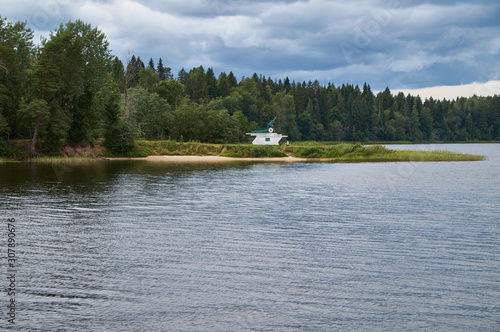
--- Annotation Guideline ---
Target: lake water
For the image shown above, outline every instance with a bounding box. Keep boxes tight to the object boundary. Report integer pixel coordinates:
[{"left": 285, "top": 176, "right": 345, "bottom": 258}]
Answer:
[{"left": 1, "top": 144, "right": 499, "bottom": 331}]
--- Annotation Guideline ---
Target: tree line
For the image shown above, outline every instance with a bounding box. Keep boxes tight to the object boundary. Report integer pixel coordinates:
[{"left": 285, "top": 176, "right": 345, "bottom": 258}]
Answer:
[{"left": 1, "top": 17, "right": 499, "bottom": 156}]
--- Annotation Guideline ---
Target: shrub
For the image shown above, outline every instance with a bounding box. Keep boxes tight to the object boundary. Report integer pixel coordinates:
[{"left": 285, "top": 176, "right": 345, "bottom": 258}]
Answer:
[
  {"left": 294, "top": 146, "right": 323, "bottom": 158},
  {"left": 104, "top": 120, "right": 136, "bottom": 155},
  {"left": 251, "top": 146, "right": 262, "bottom": 157},
  {"left": 266, "top": 147, "right": 287, "bottom": 157}
]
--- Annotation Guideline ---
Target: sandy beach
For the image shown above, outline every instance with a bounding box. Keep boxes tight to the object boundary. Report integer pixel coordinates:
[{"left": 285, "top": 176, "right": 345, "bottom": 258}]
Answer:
[
  {"left": 142, "top": 155, "right": 304, "bottom": 163},
  {"left": 103, "top": 155, "right": 305, "bottom": 162}
]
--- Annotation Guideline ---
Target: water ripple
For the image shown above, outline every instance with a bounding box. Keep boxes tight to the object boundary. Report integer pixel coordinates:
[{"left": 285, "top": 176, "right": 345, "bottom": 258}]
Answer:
[{"left": 1, "top": 144, "right": 499, "bottom": 330}]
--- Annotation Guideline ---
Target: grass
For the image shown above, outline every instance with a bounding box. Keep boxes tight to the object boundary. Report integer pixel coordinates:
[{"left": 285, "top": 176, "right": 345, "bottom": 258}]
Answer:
[
  {"left": 133, "top": 140, "right": 223, "bottom": 157},
  {"left": 220, "top": 145, "right": 287, "bottom": 158},
  {"left": 0, "top": 139, "right": 485, "bottom": 162},
  {"left": 390, "top": 150, "right": 485, "bottom": 162},
  {"left": 286, "top": 143, "right": 484, "bottom": 162}
]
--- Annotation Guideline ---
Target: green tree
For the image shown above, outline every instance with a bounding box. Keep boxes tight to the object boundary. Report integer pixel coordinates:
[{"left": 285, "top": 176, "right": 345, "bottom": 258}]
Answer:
[
  {"left": 126, "top": 55, "right": 142, "bottom": 89},
  {"left": 227, "top": 71, "right": 238, "bottom": 88},
  {"left": 231, "top": 110, "right": 249, "bottom": 142},
  {"left": 178, "top": 68, "right": 187, "bottom": 84},
  {"left": 464, "top": 112, "right": 474, "bottom": 140},
  {"left": 148, "top": 58, "right": 155, "bottom": 71},
  {"left": 410, "top": 102, "right": 422, "bottom": 141},
  {"left": 220, "top": 92, "right": 242, "bottom": 115},
  {"left": 28, "top": 25, "right": 82, "bottom": 150},
  {"left": 111, "top": 56, "right": 125, "bottom": 91},
  {"left": 297, "top": 112, "right": 312, "bottom": 140},
  {"left": 206, "top": 67, "right": 217, "bottom": 99},
  {"left": 127, "top": 87, "right": 172, "bottom": 139},
  {"left": 118, "top": 55, "right": 145, "bottom": 116},
  {"left": 157, "top": 58, "right": 171, "bottom": 81},
  {"left": 139, "top": 67, "right": 159, "bottom": 92},
  {"left": 394, "top": 112, "right": 407, "bottom": 140},
  {"left": 268, "top": 91, "right": 300, "bottom": 140},
  {"left": 206, "top": 102, "right": 239, "bottom": 143},
  {"left": 67, "top": 87, "right": 92, "bottom": 144},
  {"left": 0, "top": 17, "right": 34, "bottom": 139},
  {"left": 57, "top": 20, "right": 112, "bottom": 144},
  {"left": 331, "top": 120, "right": 343, "bottom": 141},
  {"left": 102, "top": 80, "right": 136, "bottom": 154},
  {"left": 185, "top": 66, "right": 208, "bottom": 103},
  {"left": 156, "top": 79, "right": 184, "bottom": 110},
  {"left": 216, "top": 72, "right": 230, "bottom": 97},
  {"left": 419, "top": 106, "right": 433, "bottom": 140},
  {"left": 20, "top": 20, "right": 113, "bottom": 152},
  {"left": 18, "top": 99, "right": 50, "bottom": 156},
  {"left": 170, "top": 99, "right": 238, "bottom": 143}
]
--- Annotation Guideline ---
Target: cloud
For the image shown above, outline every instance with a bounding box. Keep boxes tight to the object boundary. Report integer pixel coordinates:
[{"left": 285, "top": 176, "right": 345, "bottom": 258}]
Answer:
[
  {"left": 391, "top": 80, "right": 500, "bottom": 100},
  {"left": 2, "top": 0, "right": 500, "bottom": 93}
]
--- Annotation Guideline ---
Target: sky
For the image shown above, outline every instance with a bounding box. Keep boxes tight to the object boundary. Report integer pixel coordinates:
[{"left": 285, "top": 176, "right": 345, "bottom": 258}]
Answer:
[{"left": 3, "top": 0, "right": 500, "bottom": 99}]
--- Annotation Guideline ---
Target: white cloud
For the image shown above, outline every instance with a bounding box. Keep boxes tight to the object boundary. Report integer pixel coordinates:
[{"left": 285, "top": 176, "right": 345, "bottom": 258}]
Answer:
[
  {"left": 391, "top": 80, "right": 500, "bottom": 100},
  {"left": 217, "top": 16, "right": 263, "bottom": 48},
  {"left": 393, "top": 3, "right": 490, "bottom": 29}
]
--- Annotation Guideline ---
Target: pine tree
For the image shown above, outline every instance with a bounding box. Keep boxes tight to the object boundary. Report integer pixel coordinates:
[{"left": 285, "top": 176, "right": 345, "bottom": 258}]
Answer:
[
  {"left": 148, "top": 58, "right": 155, "bottom": 71},
  {"left": 227, "top": 71, "right": 237, "bottom": 88},
  {"left": 216, "top": 72, "right": 229, "bottom": 97},
  {"left": 178, "top": 68, "right": 187, "bottom": 84},
  {"left": 284, "top": 77, "right": 291, "bottom": 93},
  {"left": 127, "top": 55, "right": 141, "bottom": 88},
  {"left": 206, "top": 67, "right": 217, "bottom": 99},
  {"left": 111, "top": 56, "right": 125, "bottom": 92},
  {"left": 157, "top": 58, "right": 165, "bottom": 80}
]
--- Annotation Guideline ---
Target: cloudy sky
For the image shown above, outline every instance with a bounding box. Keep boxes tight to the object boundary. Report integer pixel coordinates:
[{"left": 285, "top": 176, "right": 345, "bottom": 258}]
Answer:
[{"left": 3, "top": 0, "right": 500, "bottom": 98}]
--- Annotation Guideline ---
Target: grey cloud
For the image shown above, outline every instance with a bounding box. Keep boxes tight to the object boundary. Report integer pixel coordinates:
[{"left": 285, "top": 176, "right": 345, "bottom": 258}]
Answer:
[{"left": 2, "top": 0, "right": 499, "bottom": 90}]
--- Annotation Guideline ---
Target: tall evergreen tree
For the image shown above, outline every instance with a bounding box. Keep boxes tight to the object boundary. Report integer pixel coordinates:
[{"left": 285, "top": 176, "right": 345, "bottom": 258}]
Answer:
[
  {"left": 206, "top": 67, "right": 217, "bottom": 99},
  {"left": 148, "top": 58, "right": 155, "bottom": 71},
  {"left": 185, "top": 66, "right": 208, "bottom": 102},
  {"left": 111, "top": 56, "right": 125, "bottom": 92},
  {"left": 127, "top": 55, "right": 141, "bottom": 89},
  {"left": 178, "top": 68, "right": 187, "bottom": 84},
  {"left": 284, "top": 77, "right": 291, "bottom": 93},
  {"left": 227, "top": 71, "right": 237, "bottom": 88},
  {"left": 157, "top": 58, "right": 172, "bottom": 80},
  {"left": 216, "top": 72, "right": 230, "bottom": 97},
  {"left": 62, "top": 20, "right": 112, "bottom": 143}
]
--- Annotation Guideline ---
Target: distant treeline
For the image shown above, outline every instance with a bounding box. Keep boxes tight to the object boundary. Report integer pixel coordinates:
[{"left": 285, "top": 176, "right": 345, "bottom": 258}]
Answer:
[{"left": 1, "top": 18, "right": 499, "bottom": 156}]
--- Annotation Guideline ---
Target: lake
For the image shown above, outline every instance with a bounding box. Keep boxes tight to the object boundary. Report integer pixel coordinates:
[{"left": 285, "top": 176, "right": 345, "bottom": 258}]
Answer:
[{"left": 1, "top": 143, "right": 499, "bottom": 331}]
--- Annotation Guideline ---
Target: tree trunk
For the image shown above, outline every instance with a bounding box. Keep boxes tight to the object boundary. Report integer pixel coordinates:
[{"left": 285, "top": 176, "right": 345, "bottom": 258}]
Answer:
[{"left": 30, "top": 126, "right": 39, "bottom": 157}]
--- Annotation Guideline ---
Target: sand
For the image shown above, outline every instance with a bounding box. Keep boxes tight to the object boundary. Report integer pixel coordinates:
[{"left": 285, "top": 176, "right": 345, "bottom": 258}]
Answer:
[{"left": 142, "top": 155, "right": 304, "bottom": 163}]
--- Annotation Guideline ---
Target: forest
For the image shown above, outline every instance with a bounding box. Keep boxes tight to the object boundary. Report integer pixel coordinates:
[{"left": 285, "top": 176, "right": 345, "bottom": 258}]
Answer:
[{"left": 1, "top": 18, "right": 499, "bottom": 156}]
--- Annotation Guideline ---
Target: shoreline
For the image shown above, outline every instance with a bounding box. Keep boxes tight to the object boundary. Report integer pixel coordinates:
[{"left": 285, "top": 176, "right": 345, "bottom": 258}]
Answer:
[
  {"left": 1, "top": 141, "right": 487, "bottom": 163},
  {"left": 106, "top": 155, "right": 305, "bottom": 163},
  {"left": 1, "top": 152, "right": 485, "bottom": 163}
]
